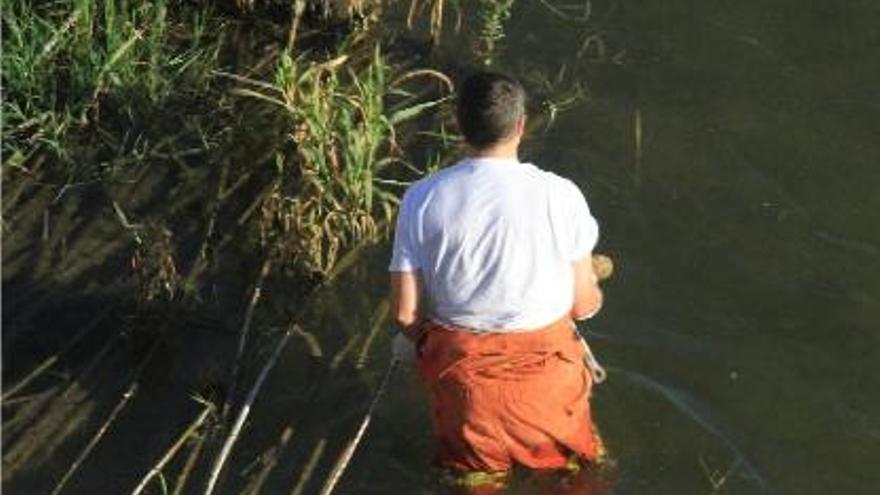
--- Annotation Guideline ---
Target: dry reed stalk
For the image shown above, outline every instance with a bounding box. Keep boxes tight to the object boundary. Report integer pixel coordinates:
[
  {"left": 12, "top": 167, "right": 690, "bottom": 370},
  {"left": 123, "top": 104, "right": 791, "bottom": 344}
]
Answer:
[
  {"left": 222, "top": 256, "right": 274, "bottom": 420},
  {"left": 537, "top": 0, "right": 593, "bottom": 22},
  {"left": 286, "top": 0, "right": 307, "bottom": 53},
  {"left": 330, "top": 334, "right": 362, "bottom": 370},
  {"left": 2, "top": 309, "right": 109, "bottom": 401},
  {"left": 182, "top": 160, "right": 230, "bottom": 288},
  {"left": 290, "top": 438, "right": 327, "bottom": 495},
  {"left": 49, "top": 384, "right": 140, "bottom": 495},
  {"left": 355, "top": 299, "right": 389, "bottom": 368},
  {"left": 203, "top": 326, "right": 293, "bottom": 495},
  {"left": 238, "top": 425, "right": 295, "bottom": 495},
  {"left": 218, "top": 169, "right": 256, "bottom": 202},
  {"left": 236, "top": 181, "right": 278, "bottom": 226},
  {"left": 391, "top": 68, "right": 454, "bottom": 92},
  {"left": 317, "top": 358, "right": 400, "bottom": 495},
  {"left": 292, "top": 325, "right": 324, "bottom": 358},
  {"left": 50, "top": 342, "right": 159, "bottom": 495},
  {"left": 172, "top": 434, "right": 207, "bottom": 495},
  {"left": 430, "top": 0, "right": 444, "bottom": 44},
  {"left": 634, "top": 108, "right": 643, "bottom": 187},
  {"left": 131, "top": 401, "right": 215, "bottom": 495}
]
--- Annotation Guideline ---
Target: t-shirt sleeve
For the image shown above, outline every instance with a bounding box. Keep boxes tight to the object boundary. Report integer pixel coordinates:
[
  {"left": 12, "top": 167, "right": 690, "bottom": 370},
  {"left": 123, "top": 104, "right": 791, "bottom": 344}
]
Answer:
[
  {"left": 565, "top": 180, "right": 599, "bottom": 261},
  {"left": 389, "top": 191, "right": 421, "bottom": 272}
]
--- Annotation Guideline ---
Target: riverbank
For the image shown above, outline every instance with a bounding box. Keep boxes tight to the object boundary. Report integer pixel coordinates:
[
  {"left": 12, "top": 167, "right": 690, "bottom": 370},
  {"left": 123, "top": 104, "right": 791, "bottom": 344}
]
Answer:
[{"left": 2, "top": 1, "right": 455, "bottom": 492}]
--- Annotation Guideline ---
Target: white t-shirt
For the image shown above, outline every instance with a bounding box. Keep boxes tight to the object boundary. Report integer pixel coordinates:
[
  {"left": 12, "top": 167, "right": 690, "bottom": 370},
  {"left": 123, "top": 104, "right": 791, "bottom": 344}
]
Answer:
[{"left": 389, "top": 157, "right": 599, "bottom": 331}]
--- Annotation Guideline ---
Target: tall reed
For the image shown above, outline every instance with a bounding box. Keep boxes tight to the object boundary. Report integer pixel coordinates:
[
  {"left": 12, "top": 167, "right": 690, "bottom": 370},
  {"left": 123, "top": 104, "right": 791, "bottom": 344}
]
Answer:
[{"left": 232, "top": 45, "right": 450, "bottom": 275}]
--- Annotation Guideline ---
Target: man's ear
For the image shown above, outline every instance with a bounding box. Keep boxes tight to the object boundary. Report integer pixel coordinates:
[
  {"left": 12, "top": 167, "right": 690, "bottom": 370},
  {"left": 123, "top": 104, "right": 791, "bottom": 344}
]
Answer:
[{"left": 515, "top": 114, "right": 526, "bottom": 138}]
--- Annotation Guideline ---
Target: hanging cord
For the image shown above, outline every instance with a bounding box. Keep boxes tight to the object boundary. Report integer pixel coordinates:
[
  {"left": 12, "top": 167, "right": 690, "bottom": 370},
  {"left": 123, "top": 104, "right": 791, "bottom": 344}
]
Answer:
[
  {"left": 578, "top": 332, "right": 608, "bottom": 384},
  {"left": 579, "top": 253, "right": 614, "bottom": 384},
  {"left": 318, "top": 357, "right": 401, "bottom": 495}
]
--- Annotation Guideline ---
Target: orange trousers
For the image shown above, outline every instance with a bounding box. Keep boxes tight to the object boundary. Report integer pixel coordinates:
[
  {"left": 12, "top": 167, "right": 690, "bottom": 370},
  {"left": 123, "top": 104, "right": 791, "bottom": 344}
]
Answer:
[{"left": 416, "top": 317, "right": 601, "bottom": 473}]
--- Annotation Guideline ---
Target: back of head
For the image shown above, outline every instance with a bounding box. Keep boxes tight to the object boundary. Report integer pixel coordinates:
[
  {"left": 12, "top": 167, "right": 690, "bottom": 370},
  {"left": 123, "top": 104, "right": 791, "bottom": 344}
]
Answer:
[{"left": 456, "top": 71, "right": 526, "bottom": 149}]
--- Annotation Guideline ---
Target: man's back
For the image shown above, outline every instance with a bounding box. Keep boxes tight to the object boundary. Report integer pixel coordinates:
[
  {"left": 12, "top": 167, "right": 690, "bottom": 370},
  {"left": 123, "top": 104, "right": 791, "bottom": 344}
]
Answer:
[{"left": 390, "top": 156, "right": 598, "bottom": 330}]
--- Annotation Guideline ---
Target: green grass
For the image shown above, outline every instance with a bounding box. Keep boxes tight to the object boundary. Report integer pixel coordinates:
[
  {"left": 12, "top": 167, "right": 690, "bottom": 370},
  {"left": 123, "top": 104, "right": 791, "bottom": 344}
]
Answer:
[{"left": 2, "top": 0, "right": 219, "bottom": 173}]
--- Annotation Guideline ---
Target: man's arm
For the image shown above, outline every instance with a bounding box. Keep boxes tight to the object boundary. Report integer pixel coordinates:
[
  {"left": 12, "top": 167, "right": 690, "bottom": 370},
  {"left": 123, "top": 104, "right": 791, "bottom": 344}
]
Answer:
[
  {"left": 390, "top": 270, "right": 424, "bottom": 339},
  {"left": 571, "top": 255, "right": 603, "bottom": 320}
]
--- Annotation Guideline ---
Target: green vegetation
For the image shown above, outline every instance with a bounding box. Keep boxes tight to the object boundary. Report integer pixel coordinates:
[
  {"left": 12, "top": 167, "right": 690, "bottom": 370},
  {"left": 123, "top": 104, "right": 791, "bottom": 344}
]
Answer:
[
  {"left": 2, "top": 0, "right": 218, "bottom": 172},
  {"left": 232, "top": 47, "right": 450, "bottom": 273},
  {"left": 2, "top": 0, "right": 453, "bottom": 290},
  {"left": 476, "top": 0, "right": 515, "bottom": 65}
]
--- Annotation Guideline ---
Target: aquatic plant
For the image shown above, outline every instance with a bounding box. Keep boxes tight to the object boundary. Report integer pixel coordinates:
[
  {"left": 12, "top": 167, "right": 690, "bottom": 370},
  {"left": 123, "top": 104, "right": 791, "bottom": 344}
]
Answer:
[{"left": 476, "top": 0, "right": 515, "bottom": 65}]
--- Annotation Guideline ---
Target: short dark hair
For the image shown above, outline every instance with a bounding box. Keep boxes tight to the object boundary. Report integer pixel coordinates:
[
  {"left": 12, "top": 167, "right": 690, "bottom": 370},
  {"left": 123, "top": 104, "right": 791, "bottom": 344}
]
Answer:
[{"left": 456, "top": 71, "right": 526, "bottom": 148}]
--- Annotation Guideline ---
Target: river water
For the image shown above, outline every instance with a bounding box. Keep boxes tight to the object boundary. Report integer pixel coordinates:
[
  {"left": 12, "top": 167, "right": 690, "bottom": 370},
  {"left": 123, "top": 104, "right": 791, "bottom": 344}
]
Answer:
[
  {"left": 315, "top": 1, "right": 880, "bottom": 494},
  {"left": 4, "top": 2, "right": 878, "bottom": 494}
]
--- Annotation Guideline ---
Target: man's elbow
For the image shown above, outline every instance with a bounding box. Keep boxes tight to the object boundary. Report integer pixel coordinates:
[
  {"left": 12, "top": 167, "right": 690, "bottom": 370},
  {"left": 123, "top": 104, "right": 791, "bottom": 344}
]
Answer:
[
  {"left": 392, "top": 310, "right": 420, "bottom": 329},
  {"left": 571, "top": 286, "right": 603, "bottom": 320}
]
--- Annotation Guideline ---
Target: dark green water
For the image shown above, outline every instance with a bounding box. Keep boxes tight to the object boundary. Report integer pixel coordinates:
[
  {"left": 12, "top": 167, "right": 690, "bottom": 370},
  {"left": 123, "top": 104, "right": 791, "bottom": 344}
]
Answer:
[{"left": 317, "top": 2, "right": 880, "bottom": 494}]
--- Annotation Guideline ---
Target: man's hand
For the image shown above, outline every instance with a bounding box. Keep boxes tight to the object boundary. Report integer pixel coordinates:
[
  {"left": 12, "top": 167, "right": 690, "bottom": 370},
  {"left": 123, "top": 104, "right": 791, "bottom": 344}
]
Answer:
[
  {"left": 571, "top": 254, "right": 614, "bottom": 321},
  {"left": 392, "top": 332, "right": 417, "bottom": 364}
]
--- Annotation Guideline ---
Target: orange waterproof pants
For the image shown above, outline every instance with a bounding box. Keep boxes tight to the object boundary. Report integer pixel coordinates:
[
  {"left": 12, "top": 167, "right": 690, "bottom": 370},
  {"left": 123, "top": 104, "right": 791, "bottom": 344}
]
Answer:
[{"left": 416, "top": 317, "right": 600, "bottom": 473}]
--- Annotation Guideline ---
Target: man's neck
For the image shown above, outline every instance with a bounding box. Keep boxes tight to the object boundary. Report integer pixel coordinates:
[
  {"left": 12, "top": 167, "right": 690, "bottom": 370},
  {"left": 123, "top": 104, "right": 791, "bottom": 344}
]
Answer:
[{"left": 470, "top": 142, "right": 519, "bottom": 161}]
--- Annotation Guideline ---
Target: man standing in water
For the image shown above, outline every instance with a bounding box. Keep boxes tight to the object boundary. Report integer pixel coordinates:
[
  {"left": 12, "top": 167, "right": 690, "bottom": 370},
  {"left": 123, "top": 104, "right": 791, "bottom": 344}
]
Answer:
[{"left": 389, "top": 71, "right": 605, "bottom": 486}]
